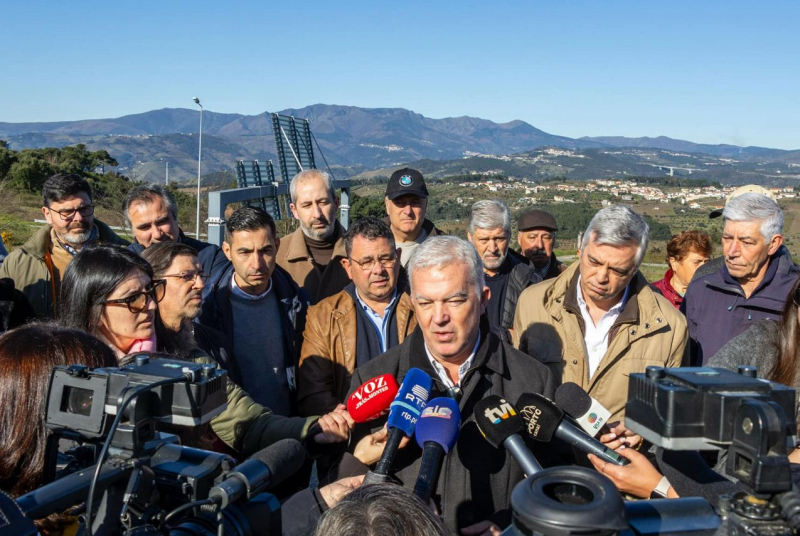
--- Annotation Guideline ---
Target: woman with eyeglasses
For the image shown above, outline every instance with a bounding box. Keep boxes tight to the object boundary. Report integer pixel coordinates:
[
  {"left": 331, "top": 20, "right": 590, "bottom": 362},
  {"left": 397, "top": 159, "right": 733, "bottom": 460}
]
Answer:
[{"left": 59, "top": 244, "right": 164, "bottom": 358}]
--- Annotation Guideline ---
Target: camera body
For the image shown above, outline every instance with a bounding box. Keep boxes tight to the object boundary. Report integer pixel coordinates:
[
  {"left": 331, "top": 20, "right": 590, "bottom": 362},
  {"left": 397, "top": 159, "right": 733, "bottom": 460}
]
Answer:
[
  {"left": 45, "top": 356, "right": 227, "bottom": 447},
  {"left": 503, "top": 366, "right": 800, "bottom": 536},
  {"left": 13, "top": 356, "right": 283, "bottom": 536}
]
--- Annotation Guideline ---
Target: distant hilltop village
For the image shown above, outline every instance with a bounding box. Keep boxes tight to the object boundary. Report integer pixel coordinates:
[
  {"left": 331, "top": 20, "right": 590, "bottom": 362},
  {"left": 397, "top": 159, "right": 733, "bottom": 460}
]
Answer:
[{"left": 453, "top": 177, "right": 796, "bottom": 210}]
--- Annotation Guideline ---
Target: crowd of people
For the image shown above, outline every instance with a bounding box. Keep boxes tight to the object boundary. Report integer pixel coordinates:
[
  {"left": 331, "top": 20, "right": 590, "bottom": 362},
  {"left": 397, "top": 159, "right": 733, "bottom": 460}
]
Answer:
[{"left": 0, "top": 169, "right": 798, "bottom": 535}]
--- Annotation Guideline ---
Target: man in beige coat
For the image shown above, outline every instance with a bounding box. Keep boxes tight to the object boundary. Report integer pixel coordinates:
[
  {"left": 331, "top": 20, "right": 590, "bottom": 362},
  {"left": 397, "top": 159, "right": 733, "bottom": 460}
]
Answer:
[{"left": 513, "top": 205, "right": 687, "bottom": 421}]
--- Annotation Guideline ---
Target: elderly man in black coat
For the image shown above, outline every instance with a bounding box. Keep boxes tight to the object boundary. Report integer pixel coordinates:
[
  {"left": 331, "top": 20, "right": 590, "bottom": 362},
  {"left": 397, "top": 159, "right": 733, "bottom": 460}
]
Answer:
[{"left": 348, "top": 236, "right": 556, "bottom": 534}]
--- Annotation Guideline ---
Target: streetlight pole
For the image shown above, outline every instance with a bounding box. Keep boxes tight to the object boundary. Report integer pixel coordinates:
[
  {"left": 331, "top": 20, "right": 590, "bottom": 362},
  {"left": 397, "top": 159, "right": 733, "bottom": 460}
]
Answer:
[{"left": 193, "top": 97, "right": 203, "bottom": 239}]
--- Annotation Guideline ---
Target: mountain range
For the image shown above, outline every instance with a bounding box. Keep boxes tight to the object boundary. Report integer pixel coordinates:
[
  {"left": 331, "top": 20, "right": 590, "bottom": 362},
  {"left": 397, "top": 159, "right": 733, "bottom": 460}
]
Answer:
[{"left": 1, "top": 104, "right": 798, "bottom": 184}]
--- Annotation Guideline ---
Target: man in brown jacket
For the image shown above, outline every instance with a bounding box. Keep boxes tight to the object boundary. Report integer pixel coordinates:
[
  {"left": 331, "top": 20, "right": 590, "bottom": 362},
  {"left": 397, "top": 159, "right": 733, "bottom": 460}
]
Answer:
[
  {"left": 277, "top": 169, "right": 350, "bottom": 305},
  {"left": 297, "top": 217, "right": 417, "bottom": 417},
  {"left": 513, "top": 205, "right": 687, "bottom": 421}
]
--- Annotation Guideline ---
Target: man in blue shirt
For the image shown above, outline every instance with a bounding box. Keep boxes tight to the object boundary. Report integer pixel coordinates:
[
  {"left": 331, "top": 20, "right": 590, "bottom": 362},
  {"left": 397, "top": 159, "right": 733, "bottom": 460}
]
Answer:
[{"left": 297, "top": 217, "right": 417, "bottom": 417}]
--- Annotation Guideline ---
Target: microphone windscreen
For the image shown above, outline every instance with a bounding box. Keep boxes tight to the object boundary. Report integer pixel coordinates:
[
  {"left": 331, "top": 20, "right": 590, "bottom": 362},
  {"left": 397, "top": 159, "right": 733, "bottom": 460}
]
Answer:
[
  {"left": 387, "top": 368, "right": 433, "bottom": 436},
  {"left": 415, "top": 397, "right": 461, "bottom": 453},
  {"left": 248, "top": 438, "right": 306, "bottom": 488},
  {"left": 554, "top": 382, "right": 611, "bottom": 436},
  {"left": 347, "top": 374, "right": 399, "bottom": 423},
  {"left": 554, "top": 382, "right": 592, "bottom": 418},
  {"left": 515, "top": 393, "right": 564, "bottom": 442},
  {"left": 473, "top": 395, "right": 525, "bottom": 448}
]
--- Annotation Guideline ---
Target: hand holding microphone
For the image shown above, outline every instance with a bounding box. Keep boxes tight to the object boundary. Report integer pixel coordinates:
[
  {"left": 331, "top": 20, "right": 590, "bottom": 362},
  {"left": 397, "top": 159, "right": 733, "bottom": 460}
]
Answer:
[
  {"left": 515, "top": 392, "right": 629, "bottom": 467},
  {"left": 354, "top": 426, "right": 411, "bottom": 465}
]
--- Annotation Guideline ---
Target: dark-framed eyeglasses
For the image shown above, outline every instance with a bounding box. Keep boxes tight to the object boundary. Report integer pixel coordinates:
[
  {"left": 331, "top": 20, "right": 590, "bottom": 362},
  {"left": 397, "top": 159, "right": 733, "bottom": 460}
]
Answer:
[
  {"left": 349, "top": 254, "right": 398, "bottom": 271},
  {"left": 159, "top": 271, "right": 210, "bottom": 284},
  {"left": 48, "top": 204, "right": 95, "bottom": 221},
  {"left": 103, "top": 279, "right": 166, "bottom": 313},
  {"left": 793, "top": 287, "right": 800, "bottom": 307}
]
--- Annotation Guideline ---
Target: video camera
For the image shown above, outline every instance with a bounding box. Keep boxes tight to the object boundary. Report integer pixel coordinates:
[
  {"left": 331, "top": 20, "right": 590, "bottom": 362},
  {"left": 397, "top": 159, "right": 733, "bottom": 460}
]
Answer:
[
  {"left": 502, "top": 366, "right": 800, "bottom": 535},
  {"left": 6, "top": 355, "right": 297, "bottom": 536}
]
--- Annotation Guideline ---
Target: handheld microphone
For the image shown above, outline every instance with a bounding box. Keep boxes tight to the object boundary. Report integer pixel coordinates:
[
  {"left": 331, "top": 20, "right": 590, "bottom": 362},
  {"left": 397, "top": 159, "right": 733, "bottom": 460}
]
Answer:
[
  {"left": 365, "top": 368, "right": 432, "bottom": 483},
  {"left": 209, "top": 438, "right": 306, "bottom": 508},
  {"left": 474, "top": 395, "right": 543, "bottom": 477},
  {"left": 413, "top": 398, "right": 461, "bottom": 502},
  {"left": 346, "top": 374, "right": 400, "bottom": 423},
  {"left": 554, "top": 382, "right": 612, "bottom": 437},
  {"left": 516, "top": 393, "right": 629, "bottom": 467}
]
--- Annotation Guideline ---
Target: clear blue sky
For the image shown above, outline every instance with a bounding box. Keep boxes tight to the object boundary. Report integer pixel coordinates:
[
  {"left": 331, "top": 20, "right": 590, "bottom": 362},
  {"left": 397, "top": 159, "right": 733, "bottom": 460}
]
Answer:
[{"left": 2, "top": 1, "right": 798, "bottom": 149}]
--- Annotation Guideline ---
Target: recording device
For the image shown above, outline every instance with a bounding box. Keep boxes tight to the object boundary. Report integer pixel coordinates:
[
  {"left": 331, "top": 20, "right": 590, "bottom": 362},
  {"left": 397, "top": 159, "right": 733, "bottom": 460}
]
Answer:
[
  {"left": 46, "top": 355, "right": 227, "bottom": 448},
  {"left": 208, "top": 439, "right": 306, "bottom": 508},
  {"left": 413, "top": 398, "right": 461, "bottom": 503},
  {"left": 474, "top": 395, "right": 543, "bottom": 477},
  {"left": 555, "top": 382, "right": 612, "bottom": 438},
  {"left": 516, "top": 393, "right": 628, "bottom": 467},
  {"left": 502, "top": 367, "right": 800, "bottom": 535},
  {"left": 625, "top": 366, "right": 796, "bottom": 452},
  {"left": 346, "top": 374, "right": 399, "bottom": 423},
  {"left": 364, "top": 368, "right": 432, "bottom": 484},
  {"left": 11, "top": 356, "right": 303, "bottom": 536}
]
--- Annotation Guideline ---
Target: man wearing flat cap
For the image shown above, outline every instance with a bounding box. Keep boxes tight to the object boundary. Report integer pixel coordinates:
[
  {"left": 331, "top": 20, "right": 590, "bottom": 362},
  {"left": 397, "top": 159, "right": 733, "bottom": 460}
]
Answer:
[
  {"left": 384, "top": 167, "right": 444, "bottom": 267},
  {"left": 517, "top": 209, "right": 566, "bottom": 280}
]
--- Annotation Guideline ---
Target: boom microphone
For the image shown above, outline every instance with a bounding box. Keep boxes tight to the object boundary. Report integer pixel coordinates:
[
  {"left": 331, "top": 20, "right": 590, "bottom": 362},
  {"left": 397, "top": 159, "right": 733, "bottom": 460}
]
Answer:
[
  {"left": 474, "top": 395, "right": 543, "bottom": 477},
  {"left": 209, "top": 439, "right": 306, "bottom": 508},
  {"left": 516, "top": 393, "right": 629, "bottom": 467},
  {"left": 554, "top": 382, "right": 612, "bottom": 437},
  {"left": 346, "top": 374, "right": 400, "bottom": 423},
  {"left": 365, "top": 368, "right": 432, "bottom": 483},
  {"left": 413, "top": 398, "right": 461, "bottom": 502}
]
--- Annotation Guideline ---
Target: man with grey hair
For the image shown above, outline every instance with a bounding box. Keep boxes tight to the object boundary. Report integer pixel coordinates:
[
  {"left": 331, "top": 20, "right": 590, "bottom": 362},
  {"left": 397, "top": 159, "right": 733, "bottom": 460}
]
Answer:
[
  {"left": 278, "top": 169, "right": 349, "bottom": 304},
  {"left": 125, "top": 184, "right": 229, "bottom": 292},
  {"left": 683, "top": 193, "right": 800, "bottom": 366},
  {"left": 513, "top": 204, "right": 686, "bottom": 421},
  {"left": 467, "top": 200, "right": 540, "bottom": 338},
  {"left": 347, "top": 235, "right": 555, "bottom": 533}
]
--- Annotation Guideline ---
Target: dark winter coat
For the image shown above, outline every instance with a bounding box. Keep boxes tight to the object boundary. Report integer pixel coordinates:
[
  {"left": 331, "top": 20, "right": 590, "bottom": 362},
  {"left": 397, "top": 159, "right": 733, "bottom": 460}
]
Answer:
[
  {"left": 500, "top": 250, "right": 542, "bottom": 335},
  {"left": 347, "top": 319, "right": 556, "bottom": 532}
]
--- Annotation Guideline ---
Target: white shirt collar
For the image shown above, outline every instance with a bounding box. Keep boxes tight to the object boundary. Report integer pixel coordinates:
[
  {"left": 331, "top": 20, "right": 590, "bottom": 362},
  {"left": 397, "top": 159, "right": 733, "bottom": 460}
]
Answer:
[{"left": 424, "top": 333, "right": 481, "bottom": 388}]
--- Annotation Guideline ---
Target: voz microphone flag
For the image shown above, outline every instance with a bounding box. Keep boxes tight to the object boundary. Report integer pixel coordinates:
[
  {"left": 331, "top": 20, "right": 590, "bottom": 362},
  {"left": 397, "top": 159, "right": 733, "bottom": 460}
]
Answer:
[{"left": 347, "top": 374, "right": 399, "bottom": 423}]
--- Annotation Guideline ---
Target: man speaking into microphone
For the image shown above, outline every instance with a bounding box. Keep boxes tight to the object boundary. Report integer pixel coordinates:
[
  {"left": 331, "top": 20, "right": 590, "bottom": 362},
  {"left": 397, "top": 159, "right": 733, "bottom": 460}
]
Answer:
[{"left": 347, "top": 236, "right": 556, "bottom": 533}]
